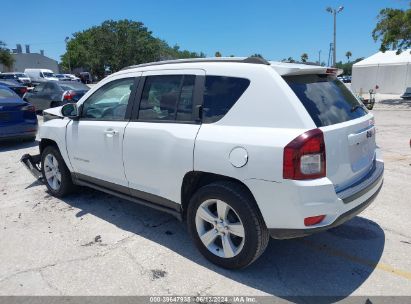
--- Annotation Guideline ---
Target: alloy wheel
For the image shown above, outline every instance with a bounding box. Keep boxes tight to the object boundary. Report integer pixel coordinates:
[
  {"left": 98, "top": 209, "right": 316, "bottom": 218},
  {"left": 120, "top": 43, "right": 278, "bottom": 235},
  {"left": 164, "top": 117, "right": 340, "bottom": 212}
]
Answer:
[
  {"left": 195, "top": 199, "right": 245, "bottom": 258},
  {"left": 44, "top": 154, "right": 61, "bottom": 191}
]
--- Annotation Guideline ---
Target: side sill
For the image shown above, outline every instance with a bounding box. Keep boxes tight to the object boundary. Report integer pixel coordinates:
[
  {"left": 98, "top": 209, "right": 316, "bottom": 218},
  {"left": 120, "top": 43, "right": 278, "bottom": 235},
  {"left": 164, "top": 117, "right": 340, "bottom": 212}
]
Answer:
[{"left": 72, "top": 175, "right": 183, "bottom": 221}]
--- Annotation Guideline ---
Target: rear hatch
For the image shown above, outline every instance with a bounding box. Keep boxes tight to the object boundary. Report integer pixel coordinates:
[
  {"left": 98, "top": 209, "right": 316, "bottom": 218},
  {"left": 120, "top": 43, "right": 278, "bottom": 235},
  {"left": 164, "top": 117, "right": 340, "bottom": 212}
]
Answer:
[{"left": 283, "top": 73, "right": 376, "bottom": 191}]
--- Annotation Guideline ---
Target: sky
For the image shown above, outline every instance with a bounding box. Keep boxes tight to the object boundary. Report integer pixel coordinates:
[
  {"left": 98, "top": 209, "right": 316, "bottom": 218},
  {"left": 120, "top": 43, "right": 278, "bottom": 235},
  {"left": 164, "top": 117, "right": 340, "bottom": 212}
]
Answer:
[{"left": 1, "top": 0, "right": 409, "bottom": 64}]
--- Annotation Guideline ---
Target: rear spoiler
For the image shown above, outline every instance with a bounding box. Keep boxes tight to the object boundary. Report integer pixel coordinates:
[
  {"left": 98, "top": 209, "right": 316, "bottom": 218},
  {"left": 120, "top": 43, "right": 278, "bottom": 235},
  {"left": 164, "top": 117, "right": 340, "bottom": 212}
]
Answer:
[{"left": 269, "top": 61, "right": 341, "bottom": 76}]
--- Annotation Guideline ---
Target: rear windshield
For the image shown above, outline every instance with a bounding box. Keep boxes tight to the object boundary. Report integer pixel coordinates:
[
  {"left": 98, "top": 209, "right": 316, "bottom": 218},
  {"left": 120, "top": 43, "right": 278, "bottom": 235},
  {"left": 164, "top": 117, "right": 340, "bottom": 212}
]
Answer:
[
  {"left": 59, "top": 82, "right": 89, "bottom": 91},
  {"left": 0, "top": 87, "right": 16, "bottom": 98},
  {"left": 284, "top": 75, "right": 367, "bottom": 127}
]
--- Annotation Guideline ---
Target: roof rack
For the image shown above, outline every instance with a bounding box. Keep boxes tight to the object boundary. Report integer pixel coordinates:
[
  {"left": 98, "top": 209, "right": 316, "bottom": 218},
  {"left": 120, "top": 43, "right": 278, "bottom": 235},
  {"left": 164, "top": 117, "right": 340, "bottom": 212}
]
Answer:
[{"left": 121, "top": 56, "right": 270, "bottom": 70}]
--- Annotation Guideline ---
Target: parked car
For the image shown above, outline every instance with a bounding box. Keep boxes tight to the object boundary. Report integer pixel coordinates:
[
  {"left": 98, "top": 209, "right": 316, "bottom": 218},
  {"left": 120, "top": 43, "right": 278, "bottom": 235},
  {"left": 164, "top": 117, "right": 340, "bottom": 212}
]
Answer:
[
  {"left": 55, "top": 74, "right": 72, "bottom": 81},
  {"left": 24, "top": 69, "right": 59, "bottom": 84},
  {"left": 21, "top": 57, "right": 384, "bottom": 269},
  {"left": 63, "top": 74, "right": 81, "bottom": 82},
  {"left": 0, "top": 72, "right": 31, "bottom": 85},
  {"left": 0, "top": 85, "right": 38, "bottom": 141},
  {"left": 401, "top": 87, "right": 411, "bottom": 99},
  {"left": 338, "top": 75, "right": 351, "bottom": 83},
  {"left": 23, "top": 81, "right": 89, "bottom": 112},
  {"left": 0, "top": 80, "right": 28, "bottom": 97}
]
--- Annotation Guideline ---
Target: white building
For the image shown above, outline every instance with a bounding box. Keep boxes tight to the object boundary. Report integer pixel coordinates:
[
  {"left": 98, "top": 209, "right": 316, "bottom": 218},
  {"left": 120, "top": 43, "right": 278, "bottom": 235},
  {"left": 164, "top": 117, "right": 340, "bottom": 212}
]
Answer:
[
  {"left": 0, "top": 52, "right": 59, "bottom": 73},
  {"left": 352, "top": 50, "right": 411, "bottom": 95}
]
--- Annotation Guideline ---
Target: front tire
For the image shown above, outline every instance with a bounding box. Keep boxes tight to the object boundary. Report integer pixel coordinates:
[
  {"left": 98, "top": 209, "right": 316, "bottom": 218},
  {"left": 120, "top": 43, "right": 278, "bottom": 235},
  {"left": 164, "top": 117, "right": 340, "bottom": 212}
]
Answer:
[
  {"left": 187, "top": 181, "right": 269, "bottom": 269},
  {"left": 41, "top": 146, "right": 74, "bottom": 197}
]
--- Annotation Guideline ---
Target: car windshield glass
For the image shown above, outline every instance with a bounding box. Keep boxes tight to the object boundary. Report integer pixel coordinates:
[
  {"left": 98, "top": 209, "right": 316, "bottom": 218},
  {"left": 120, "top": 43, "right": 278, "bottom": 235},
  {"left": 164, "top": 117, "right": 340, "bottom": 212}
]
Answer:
[
  {"left": 59, "top": 83, "right": 89, "bottom": 90},
  {"left": 43, "top": 72, "right": 54, "bottom": 77},
  {"left": 15, "top": 73, "right": 26, "bottom": 77},
  {"left": 0, "top": 87, "right": 16, "bottom": 98},
  {"left": 284, "top": 74, "right": 367, "bottom": 127}
]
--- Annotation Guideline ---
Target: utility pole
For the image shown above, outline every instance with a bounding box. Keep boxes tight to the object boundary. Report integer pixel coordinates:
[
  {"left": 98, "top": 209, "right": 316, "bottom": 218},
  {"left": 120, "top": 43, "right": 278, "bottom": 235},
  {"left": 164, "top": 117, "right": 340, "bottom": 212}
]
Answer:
[
  {"left": 326, "top": 6, "right": 344, "bottom": 67},
  {"left": 318, "top": 50, "right": 321, "bottom": 65}
]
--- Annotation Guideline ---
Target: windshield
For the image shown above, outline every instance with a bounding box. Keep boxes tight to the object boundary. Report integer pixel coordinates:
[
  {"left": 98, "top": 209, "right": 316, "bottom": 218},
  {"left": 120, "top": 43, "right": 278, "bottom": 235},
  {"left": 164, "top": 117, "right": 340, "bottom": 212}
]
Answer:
[
  {"left": 284, "top": 74, "right": 367, "bottom": 127},
  {"left": 15, "top": 73, "right": 26, "bottom": 77},
  {"left": 43, "top": 72, "right": 55, "bottom": 78},
  {"left": 59, "top": 83, "right": 89, "bottom": 90}
]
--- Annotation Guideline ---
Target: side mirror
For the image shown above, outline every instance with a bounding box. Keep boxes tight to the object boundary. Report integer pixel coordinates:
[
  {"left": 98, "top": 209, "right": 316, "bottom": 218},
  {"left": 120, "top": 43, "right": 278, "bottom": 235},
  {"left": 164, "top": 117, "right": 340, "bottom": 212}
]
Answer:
[{"left": 61, "top": 103, "right": 79, "bottom": 119}]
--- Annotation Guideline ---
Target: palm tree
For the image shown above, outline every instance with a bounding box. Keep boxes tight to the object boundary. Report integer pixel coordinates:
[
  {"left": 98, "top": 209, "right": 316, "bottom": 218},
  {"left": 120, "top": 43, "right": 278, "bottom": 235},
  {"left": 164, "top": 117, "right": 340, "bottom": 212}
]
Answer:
[
  {"left": 301, "top": 53, "right": 308, "bottom": 63},
  {"left": 345, "top": 51, "right": 352, "bottom": 62}
]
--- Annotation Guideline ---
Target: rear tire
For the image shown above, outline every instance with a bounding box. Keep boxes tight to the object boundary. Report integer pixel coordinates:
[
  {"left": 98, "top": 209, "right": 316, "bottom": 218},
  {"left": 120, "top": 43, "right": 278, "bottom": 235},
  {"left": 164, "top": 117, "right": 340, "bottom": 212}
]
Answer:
[
  {"left": 41, "top": 146, "right": 74, "bottom": 197},
  {"left": 187, "top": 181, "right": 269, "bottom": 269}
]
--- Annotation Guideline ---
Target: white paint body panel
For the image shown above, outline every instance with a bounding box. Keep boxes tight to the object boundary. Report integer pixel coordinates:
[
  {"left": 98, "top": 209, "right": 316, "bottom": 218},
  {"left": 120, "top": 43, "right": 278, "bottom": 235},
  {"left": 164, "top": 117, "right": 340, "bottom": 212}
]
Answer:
[{"left": 36, "top": 59, "right": 383, "bottom": 231}]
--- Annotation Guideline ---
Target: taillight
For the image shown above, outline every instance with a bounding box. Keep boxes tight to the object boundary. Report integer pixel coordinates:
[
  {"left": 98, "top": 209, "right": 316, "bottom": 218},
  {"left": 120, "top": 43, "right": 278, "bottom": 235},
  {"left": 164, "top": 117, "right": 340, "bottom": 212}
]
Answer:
[
  {"left": 63, "top": 90, "right": 76, "bottom": 101},
  {"left": 21, "top": 105, "right": 35, "bottom": 112},
  {"left": 20, "top": 87, "right": 27, "bottom": 94},
  {"left": 283, "top": 128, "right": 326, "bottom": 180}
]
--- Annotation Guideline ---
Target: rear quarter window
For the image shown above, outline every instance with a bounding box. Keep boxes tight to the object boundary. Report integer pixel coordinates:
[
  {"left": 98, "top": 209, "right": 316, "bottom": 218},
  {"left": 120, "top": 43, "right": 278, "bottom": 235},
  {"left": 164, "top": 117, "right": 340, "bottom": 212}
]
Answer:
[
  {"left": 203, "top": 76, "right": 250, "bottom": 123},
  {"left": 284, "top": 74, "right": 367, "bottom": 127}
]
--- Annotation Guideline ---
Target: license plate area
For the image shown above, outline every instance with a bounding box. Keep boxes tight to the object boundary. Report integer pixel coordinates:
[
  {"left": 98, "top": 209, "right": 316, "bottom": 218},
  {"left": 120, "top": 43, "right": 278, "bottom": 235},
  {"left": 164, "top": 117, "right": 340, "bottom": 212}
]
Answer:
[{"left": 348, "top": 126, "right": 376, "bottom": 172}]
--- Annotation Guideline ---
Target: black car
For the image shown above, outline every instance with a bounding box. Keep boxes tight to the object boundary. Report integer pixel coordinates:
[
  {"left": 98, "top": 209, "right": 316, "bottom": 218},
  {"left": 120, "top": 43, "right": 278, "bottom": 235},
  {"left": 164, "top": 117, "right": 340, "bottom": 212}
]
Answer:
[
  {"left": 0, "top": 80, "right": 28, "bottom": 97},
  {"left": 23, "top": 81, "right": 89, "bottom": 111}
]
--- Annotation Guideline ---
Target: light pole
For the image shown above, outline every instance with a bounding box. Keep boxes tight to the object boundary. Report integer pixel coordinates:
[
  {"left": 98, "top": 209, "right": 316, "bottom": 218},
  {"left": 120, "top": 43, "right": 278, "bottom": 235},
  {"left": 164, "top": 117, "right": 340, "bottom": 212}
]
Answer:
[
  {"left": 65, "top": 37, "right": 71, "bottom": 73},
  {"left": 326, "top": 6, "right": 344, "bottom": 67}
]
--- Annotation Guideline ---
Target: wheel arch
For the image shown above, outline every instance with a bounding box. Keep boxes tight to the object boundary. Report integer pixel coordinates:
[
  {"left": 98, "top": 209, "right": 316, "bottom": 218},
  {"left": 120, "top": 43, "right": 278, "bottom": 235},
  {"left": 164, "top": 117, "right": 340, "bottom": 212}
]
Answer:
[
  {"left": 39, "top": 138, "right": 58, "bottom": 154},
  {"left": 181, "top": 171, "right": 262, "bottom": 222}
]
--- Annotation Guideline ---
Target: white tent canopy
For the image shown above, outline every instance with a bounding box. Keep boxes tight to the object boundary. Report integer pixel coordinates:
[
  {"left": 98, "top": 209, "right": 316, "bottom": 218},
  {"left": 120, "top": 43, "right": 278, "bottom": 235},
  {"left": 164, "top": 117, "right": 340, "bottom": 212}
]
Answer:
[{"left": 351, "top": 50, "right": 411, "bottom": 95}]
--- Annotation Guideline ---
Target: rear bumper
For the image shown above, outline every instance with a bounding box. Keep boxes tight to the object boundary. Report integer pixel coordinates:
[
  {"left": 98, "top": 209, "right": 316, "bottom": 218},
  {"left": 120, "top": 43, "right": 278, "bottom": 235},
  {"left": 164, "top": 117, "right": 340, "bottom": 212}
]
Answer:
[
  {"left": 244, "top": 160, "right": 384, "bottom": 239},
  {"left": 0, "top": 121, "right": 38, "bottom": 139},
  {"left": 0, "top": 131, "right": 37, "bottom": 140},
  {"left": 268, "top": 180, "right": 383, "bottom": 239}
]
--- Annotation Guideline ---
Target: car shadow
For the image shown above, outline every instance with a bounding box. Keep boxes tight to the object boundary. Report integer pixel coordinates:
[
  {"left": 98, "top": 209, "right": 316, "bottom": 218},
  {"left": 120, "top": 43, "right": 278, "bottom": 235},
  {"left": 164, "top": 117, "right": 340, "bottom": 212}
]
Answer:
[
  {"left": 378, "top": 98, "right": 411, "bottom": 108},
  {"left": 0, "top": 139, "right": 38, "bottom": 152},
  {"left": 60, "top": 188, "right": 385, "bottom": 303}
]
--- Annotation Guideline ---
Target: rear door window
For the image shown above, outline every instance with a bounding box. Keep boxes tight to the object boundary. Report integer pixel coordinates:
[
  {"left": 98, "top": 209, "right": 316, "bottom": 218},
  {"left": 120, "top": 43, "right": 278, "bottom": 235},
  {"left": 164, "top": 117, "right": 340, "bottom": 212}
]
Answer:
[
  {"left": 203, "top": 76, "right": 250, "bottom": 123},
  {"left": 284, "top": 74, "right": 367, "bottom": 127},
  {"left": 138, "top": 75, "right": 195, "bottom": 122}
]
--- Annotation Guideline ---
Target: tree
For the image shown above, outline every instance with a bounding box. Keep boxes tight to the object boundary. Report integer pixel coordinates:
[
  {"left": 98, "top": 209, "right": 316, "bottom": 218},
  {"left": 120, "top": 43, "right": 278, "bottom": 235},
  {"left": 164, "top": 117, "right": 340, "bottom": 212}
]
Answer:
[
  {"left": 287, "top": 57, "right": 295, "bottom": 63},
  {"left": 0, "top": 41, "right": 14, "bottom": 71},
  {"left": 215, "top": 51, "right": 222, "bottom": 57},
  {"left": 60, "top": 20, "right": 204, "bottom": 78},
  {"left": 301, "top": 53, "right": 308, "bottom": 63},
  {"left": 336, "top": 57, "right": 364, "bottom": 75},
  {"left": 345, "top": 51, "right": 352, "bottom": 62},
  {"left": 372, "top": 6, "right": 411, "bottom": 53}
]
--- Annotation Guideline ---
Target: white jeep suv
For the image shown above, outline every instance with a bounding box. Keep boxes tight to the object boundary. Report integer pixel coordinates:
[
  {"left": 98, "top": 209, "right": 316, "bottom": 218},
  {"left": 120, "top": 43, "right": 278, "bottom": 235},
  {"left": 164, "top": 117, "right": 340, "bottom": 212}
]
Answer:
[{"left": 22, "top": 57, "right": 384, "bottom": 269}]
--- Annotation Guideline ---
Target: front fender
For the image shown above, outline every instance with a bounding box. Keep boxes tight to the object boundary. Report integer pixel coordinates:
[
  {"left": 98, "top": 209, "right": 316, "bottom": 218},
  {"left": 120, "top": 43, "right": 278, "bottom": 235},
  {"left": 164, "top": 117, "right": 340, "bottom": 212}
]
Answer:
[{"left": 39, "top": 118, "right": 73, "bottom": 171}]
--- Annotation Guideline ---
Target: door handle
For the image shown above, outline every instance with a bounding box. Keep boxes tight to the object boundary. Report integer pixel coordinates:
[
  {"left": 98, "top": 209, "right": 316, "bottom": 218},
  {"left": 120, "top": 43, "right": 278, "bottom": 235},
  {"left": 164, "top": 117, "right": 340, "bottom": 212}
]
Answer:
[{"left": 104, "top": 129, "right": 119, "bottom": 137}]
